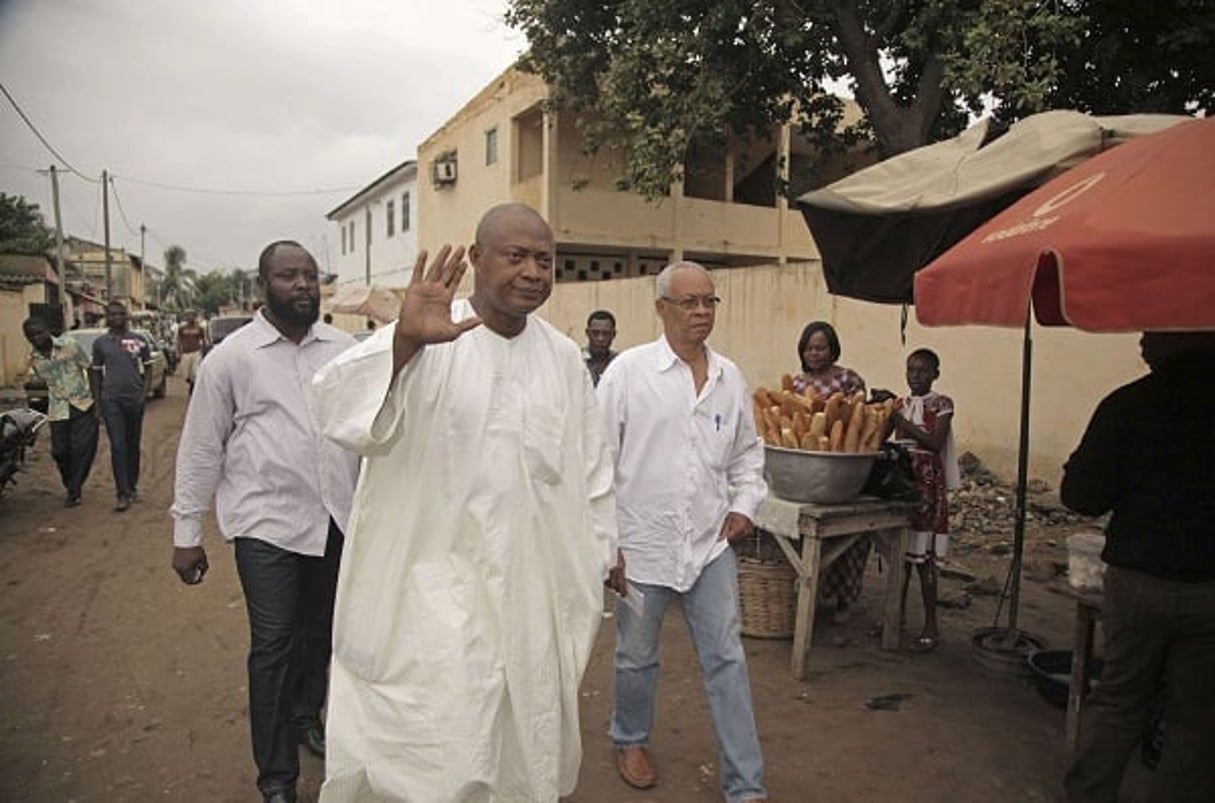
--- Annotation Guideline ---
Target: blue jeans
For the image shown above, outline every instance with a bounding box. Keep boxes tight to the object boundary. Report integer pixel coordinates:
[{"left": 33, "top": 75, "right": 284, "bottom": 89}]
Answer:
[
  {"left": 1064, "top": 566, "right": 1215, "bottom": 803},
  {"left": 100, "top": 396, "right": 143, "bottom": 498},
  {"left": 611, "top": 547, "right": 766, "bottom": 802}
]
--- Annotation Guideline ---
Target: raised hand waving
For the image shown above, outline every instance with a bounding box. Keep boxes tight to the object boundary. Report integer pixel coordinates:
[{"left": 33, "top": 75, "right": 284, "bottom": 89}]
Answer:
[{"left": 392, "top": 245, "right": 482, "bottom": 374}]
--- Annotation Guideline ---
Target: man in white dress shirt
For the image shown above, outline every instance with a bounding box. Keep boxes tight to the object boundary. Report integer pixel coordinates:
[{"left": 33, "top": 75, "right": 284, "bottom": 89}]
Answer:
[
  {"left": 170, "top": 241, "right": 359, "bottom": 803},
  {"left": 597, "top": 261, "right": 769, "bottom": 803},
  {"left": 311, "top": 203, "right": 623, "bottom": 802}
]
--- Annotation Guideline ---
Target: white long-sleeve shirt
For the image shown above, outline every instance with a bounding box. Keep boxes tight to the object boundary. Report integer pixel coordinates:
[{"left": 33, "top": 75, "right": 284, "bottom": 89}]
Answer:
[
  {"left": 170, "top": 311, "right": 360, "bottom": 555},
  {"left": 598, "top": 335, "right": 767, "bottom": 592}
]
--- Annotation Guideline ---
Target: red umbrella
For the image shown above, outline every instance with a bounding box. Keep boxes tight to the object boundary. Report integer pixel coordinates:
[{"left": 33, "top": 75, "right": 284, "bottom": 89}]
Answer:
[
  {"left": 913, "top": 116, "right": 1214, "bottom": 638},
  {"left": 916, "top": 117, "right": 1215, "bottom": 331}
]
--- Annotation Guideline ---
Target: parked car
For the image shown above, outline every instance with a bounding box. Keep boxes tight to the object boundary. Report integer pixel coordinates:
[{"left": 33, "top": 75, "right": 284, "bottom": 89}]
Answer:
[{"left": 206, "top": 315, "right": 253, "bottom": 351}]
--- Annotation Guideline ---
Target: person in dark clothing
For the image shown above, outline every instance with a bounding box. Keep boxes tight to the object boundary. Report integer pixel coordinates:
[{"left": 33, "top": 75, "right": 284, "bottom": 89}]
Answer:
[
  {"left": 584, "top": 309, "right": 618, "bottom": 387},
  {"left": 1061, "top": 331, "right": 1215, "bottom": 803},
  {"left": 91, "top": 301, "right": 152, "bottom": 511}
]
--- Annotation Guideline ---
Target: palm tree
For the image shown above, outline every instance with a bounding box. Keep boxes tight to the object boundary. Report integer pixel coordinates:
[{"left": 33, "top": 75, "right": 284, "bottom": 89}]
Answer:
[{"left": 160, "top": 244, "right": 196, "bottom": 310}]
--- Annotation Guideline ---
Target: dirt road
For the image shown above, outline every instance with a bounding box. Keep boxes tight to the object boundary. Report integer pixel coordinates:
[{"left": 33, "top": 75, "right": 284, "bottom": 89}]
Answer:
[{"left": 0, "top": 376, "right": 1147, "bottom": 802}]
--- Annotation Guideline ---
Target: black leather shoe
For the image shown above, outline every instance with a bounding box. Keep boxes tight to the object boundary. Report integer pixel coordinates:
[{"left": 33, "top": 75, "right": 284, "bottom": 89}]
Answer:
[
  {"left": 263, "top": 790, "right": 296, "bottom": 803},
  {"left": 298, "top": 722, "right": 325, "bottom": 758}
]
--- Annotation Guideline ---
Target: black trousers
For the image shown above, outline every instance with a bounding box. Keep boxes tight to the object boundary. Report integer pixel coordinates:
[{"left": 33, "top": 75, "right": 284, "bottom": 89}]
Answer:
[
  {"left": 49, "top": 405, "right": 98, "bottom": 498},
  {"left": 100, "top": 397, "right": 143, "bottom": 498},
  {"left": 1064, "top": 565, "right": 1215, "bottom": 803},
  {"left": 234, "top": 521, "right": 343, "bottom": 796}
]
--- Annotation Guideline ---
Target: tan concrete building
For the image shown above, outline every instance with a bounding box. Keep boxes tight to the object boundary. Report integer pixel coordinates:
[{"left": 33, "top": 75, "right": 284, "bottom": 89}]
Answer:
[
  {"left": 64, "top": 237, "right": 144, "bottom": 308},
  {"left": 417, "top": 67, "right": 869, "bottom": 278},
  {"left": 415, "top": 66, "right": 1134, "bottom": 483}
]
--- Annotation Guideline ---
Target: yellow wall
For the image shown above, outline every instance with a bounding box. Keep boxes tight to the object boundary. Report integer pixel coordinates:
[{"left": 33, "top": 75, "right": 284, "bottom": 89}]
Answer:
[
  {"left": 537, "top": 262, "right": 1143, "bottom": 485},
  {"left": 0, "top": 286, "right": 44, "bottom": 386}
]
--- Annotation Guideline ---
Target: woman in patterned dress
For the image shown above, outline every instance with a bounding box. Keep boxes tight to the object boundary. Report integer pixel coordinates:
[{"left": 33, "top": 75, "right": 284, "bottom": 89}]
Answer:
[{"left": 792, "top": 321, "right": 870, "bottom": 623}]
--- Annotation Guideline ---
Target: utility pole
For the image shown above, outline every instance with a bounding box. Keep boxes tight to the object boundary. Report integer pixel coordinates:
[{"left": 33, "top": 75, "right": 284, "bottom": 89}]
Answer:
[
  {"left": 140, "top": 223, "right": 148, "bottom": 307},
  {"left": 102, "top": 169, "right": 113, "bottom": 301},
  {"left": 48, "top": 165, "right": 66, "bottom": 302},
  {"left": 364, "top": 205, "right": 372, "bottom": 286}
]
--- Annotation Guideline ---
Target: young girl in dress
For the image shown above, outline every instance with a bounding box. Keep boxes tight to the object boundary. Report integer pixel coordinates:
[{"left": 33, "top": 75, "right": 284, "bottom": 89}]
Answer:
[{"left": 889, "top": 348, "right": 961, "bottom": 651}]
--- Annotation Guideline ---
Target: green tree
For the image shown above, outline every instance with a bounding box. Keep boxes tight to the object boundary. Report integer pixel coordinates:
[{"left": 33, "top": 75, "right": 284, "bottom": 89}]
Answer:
[
  {"left": 1047, "top": 0, "right": 1214, "bottom": 114},
  {"left": 0, "top": 193, "right": 56, "bottom": 255},
  {"left": 504, "top": 1, "right": 1090, "bottom": 198},
  {"left": 192, "top": 270, "right": 235, "bottom": 317},
  {"left": 160, "top": 244, "right": 196, "bottom": 311}
]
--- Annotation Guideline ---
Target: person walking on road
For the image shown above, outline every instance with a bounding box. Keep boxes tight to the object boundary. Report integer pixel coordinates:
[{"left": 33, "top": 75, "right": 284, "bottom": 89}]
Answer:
[
  {"left": 311, "top": 203, "right": 623, "bottom": 802},
  {"left": 90, "top": 301, "right": 152, "bottom": 512},
  {"left": 175, "top": 309, "right": 208, "bottom": 395},
  {"left": 597, "top": 261, "right": 770, "bottom": 803},
  {"left": 22, "top": 317, "right": 98, "bottom": 507},
  {"left": 170, "top": 240, "right": 360, "bottom": 803}
]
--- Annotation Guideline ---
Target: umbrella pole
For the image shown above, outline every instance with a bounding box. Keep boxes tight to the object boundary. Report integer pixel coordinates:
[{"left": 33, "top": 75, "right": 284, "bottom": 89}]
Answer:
[{"left": 1007, "top": 315, "right": 1032, "bottom": 635}]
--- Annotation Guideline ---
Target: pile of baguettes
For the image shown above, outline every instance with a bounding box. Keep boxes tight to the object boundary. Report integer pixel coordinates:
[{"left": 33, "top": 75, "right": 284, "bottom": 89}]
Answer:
[{"left": 753, "top": 376, "right": 895, "bottom": 453}]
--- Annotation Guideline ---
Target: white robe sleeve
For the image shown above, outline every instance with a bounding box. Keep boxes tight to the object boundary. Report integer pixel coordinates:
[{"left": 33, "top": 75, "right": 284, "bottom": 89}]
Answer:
[
  {"left": 580, "top": 367, "right": 619, "bottom": 577},
  {"left": 311, "top": 323, "right": 423, "bottom": 457}
]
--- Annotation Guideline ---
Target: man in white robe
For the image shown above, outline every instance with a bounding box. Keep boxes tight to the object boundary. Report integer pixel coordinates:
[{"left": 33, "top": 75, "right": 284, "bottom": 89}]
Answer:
[{"left": 311, "top": 203, "right": 622, "bottom": 803}]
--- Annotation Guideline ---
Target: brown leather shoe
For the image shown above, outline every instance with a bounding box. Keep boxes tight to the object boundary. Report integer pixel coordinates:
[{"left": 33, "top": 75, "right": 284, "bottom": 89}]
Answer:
[{"left": 616, "top": 745, "right": 657, "bottom": 789}]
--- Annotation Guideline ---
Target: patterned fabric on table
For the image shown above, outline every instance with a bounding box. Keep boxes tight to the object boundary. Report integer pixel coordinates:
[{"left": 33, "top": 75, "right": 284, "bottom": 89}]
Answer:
[{"left": 792, "top": 366, "right": 866, "bottom": 399}]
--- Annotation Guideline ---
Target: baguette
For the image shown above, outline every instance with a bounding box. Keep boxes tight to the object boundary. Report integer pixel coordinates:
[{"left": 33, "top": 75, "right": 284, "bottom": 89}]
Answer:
[
  {"left": 843, "top": 400, "right": 866, "bottom": 452},
  {"left": 828, "top": 419, "right": 845, "bottom": 452},
  {"left": 780, "top": 427, "right": 799, "bottom": 448}
]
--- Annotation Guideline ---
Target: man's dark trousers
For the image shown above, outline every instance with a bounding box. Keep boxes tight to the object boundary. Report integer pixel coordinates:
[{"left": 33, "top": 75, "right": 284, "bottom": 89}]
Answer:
[
  {"left": 50, "top": 405, "right": 98, "bottom": 499},
  {"left": 235, "top": 521, "right": 343, "bottom": 798},
  {"left": 100, "top": 396, "right": 144, "bottom": 499},
  {"left": 1064, "top": 565, "right": 1215, "bottom": 802}
]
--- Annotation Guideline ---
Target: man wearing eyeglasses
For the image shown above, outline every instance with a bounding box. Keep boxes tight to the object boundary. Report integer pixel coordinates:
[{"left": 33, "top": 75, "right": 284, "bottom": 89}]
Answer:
[{"left": 597, "top": 261, "right": 770, "bottom": 803}]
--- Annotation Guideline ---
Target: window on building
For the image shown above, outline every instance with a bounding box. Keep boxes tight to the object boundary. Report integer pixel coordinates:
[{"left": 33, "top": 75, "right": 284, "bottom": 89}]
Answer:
[
  {"left": 485, "top": 127, "right": 498, "bottom": 166},
  {"left": 402, "top": 192, "right": 410, "bottom": 231},
  {"left": 341, "top": 224, "right": 347, "bottom": 255},
  {"left": 349, "top": 220, "right": 356, "bottom": 252},
  {"left": 386, "top": 200, "right": 395, "bottom": 237}
]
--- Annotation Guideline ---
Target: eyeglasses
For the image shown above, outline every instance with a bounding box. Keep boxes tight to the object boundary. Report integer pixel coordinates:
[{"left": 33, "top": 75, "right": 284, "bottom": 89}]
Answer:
[{"left": 661, "top": 295, "right": 722, "bottom": 311}]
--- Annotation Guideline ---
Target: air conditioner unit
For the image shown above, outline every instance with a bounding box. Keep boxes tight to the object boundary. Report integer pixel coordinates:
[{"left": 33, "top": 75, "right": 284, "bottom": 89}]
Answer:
[{"left": 433, "top": 160, "right": 457, "bottom": 184}]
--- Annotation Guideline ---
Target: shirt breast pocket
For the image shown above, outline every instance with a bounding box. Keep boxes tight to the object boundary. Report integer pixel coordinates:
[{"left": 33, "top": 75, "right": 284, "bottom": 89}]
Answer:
[{"left": 703, "top": 412, "right": 735, "bottom": 471}]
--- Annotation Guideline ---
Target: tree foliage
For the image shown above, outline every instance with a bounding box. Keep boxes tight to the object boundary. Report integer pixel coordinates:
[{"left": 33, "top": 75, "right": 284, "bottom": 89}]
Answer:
[
  {"left": 159, "top": 244, "right": 195, "bottom": 310},
  {"left": 1047, "top": 0, "right": 1214, "bottom": 114},
  {"left": 0, "top": 193, "right": 56, "bottom": 256},
  {"left": 506, "top": 0, "right": 1202, "bottom": 200}
]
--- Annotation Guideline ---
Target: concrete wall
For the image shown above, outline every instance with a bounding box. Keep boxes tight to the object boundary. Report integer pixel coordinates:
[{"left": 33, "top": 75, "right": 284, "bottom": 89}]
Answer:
[
  {"left": 0, "top": 285, "right": 43, "bottom": 386},
  {"left": 537, "top": 261, "right": 1143, "bottom": 485}
]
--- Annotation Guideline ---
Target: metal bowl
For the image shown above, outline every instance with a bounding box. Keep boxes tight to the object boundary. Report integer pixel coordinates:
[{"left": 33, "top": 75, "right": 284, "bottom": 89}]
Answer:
[{"left": 763, "top": 445, "right": 877, "bottom": 504}]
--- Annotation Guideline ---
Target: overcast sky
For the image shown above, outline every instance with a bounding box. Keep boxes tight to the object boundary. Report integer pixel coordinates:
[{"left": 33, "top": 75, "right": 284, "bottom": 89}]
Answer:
[{"left": 0, "top": 0, "right": 525, "bottom": 275}]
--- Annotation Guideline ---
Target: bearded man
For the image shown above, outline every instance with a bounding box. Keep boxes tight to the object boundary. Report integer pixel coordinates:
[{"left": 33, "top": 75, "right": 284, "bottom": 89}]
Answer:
[{"left": 170, "top": 240, "right": 360, "bottom": 803}]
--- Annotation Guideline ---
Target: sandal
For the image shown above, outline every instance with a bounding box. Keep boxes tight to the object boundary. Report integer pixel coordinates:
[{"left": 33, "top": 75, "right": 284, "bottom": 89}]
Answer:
[{"left": 910, "top": 635, "right": 939, "bottom": 653}]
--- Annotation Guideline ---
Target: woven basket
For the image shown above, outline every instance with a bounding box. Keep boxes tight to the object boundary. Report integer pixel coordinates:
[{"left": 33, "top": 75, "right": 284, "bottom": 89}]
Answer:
[{"left": 736, "top": 531, "right": 797, "bottom": 639}]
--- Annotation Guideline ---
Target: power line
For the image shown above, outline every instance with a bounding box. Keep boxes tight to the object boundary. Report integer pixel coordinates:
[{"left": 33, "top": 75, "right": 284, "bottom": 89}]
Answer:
[
  {"left": 0, "top": 80, "right": 97, "bottom": 182},
  {"left": 113, "top": 173, "right": 360, "bottom": 197},
  {"left": 107, "top": 178, "right": 142, "bottom": 237}
]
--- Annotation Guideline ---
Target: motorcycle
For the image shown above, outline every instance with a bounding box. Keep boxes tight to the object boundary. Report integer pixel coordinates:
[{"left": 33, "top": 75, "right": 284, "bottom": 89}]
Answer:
[{"left": 0, "top": 408, "right": 49, "bottom": 497}]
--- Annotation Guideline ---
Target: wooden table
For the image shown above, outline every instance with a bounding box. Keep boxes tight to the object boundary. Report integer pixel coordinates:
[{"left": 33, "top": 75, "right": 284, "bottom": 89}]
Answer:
[
  {"left": 755, "top": 494, "right": 915, "bottom": 680},
  {"left": 1066, "top": 588, "right": 1104, "bottom": 750}
]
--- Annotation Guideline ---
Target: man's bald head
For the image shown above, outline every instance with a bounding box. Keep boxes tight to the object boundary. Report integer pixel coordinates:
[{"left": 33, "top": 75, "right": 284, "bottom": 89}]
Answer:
[{"left": 474, "top": 203, "right": 550, "bottom": 248}]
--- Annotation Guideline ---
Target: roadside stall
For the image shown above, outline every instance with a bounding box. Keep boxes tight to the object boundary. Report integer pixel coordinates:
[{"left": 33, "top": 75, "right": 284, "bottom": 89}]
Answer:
[{"left": 915, "top": 115, "right": 1215, "bottom": 738}]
